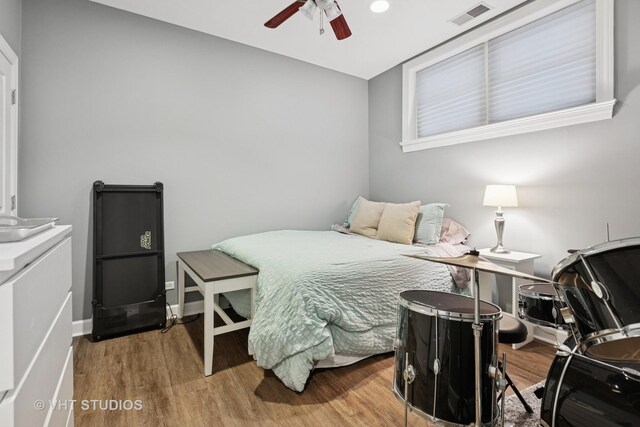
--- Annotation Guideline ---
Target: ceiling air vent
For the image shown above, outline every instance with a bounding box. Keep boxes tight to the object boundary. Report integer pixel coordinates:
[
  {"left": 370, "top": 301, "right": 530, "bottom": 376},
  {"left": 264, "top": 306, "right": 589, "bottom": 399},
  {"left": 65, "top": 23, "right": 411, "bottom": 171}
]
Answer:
[{"left": 450, "top": 3, "right": 492, "bottom": 26}]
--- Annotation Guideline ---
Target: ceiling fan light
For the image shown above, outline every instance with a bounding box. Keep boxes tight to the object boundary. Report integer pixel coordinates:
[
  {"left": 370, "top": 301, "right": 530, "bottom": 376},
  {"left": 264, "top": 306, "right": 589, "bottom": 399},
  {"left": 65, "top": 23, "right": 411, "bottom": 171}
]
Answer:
[
  {"left": 324, "top": 3, "right": 342, "bottom": 21},
  {"left": 370, "top": 0, "right": 389, "bottom": 13},
  {"left": 300, "top": 0, "right": 318, "bottom": 20}
]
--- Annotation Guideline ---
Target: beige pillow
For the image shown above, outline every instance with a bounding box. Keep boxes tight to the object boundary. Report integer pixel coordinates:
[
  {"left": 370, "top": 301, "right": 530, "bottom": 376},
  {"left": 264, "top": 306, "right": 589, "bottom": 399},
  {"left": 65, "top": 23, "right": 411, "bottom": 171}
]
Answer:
[
  {"left": 349, "top": 199, "right": 386, "bottom": 238},
  {"left": 376, "top": 201, "right": 421, "bottom": 244}
]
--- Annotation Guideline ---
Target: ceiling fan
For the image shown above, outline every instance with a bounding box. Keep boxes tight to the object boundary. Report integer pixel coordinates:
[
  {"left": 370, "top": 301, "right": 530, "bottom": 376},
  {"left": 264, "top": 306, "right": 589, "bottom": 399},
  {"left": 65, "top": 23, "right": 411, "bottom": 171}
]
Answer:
[{"left": 264, "top": 0, "right": 352, "bottom": 40}]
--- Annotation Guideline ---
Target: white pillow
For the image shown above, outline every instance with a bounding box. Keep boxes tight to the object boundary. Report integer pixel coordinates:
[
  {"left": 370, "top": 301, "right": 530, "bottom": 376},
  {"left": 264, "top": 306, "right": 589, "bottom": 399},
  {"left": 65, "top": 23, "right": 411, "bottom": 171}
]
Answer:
[{"left": 440, "top": 218, "right": 471, "bottom": 244}]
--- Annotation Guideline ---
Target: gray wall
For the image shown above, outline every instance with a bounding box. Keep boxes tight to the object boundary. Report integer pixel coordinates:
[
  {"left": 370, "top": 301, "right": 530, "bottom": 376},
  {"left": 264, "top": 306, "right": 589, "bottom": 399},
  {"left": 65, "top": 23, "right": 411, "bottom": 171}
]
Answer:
[
  {"left": 369, "top": 0, "right": 640, "bottom": 277},
  {"left": 0, "top": 0, "right": 21, "bottom": 55},
  {"left": 20, "top": 0, "right": 369, "bottom": 321}
]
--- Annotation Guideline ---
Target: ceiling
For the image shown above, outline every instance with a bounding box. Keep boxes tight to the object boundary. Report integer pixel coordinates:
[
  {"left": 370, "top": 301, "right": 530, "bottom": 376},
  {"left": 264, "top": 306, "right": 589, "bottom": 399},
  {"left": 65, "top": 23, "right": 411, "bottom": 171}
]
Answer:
[{"left": 89, "top": 0, "right": 528, "bottom": 80}]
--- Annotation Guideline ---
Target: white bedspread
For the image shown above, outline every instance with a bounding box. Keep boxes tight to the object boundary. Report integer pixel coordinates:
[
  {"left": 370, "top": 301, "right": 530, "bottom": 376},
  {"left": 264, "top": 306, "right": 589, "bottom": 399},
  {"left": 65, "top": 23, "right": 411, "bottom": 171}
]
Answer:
[{"left": 214, "top": 230, "right": 468, "bottom": 391}]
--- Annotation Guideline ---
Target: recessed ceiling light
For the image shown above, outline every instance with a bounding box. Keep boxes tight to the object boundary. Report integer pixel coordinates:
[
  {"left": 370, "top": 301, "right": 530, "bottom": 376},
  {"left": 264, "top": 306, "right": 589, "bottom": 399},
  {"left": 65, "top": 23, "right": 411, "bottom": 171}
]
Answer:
[{"left": 370, "top": 0, "right": 390, "bottom": 14}]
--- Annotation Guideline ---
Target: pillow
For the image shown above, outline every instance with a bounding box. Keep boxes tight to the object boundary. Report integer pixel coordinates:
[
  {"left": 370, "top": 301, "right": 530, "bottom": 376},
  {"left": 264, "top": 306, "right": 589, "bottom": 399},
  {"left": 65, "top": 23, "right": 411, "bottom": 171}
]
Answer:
[
  {"left": 349, "top": 198, "right": 386, "bottom": 238},
  {"left": 414, "top": 203, "right": 448, "bottom": 245},
  {"left": 440, "top": 218, "right": 471, "bottom": 244},
  {"left": 343, "top": 196, "right": 364, "bottom": 228},
  {"left": 377, "top": 201, "right": 421, "bottom": 245}
]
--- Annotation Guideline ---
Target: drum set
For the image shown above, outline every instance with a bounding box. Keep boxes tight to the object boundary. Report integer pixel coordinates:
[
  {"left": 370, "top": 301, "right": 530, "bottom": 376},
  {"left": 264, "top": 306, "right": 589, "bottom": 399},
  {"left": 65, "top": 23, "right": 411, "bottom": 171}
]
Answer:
[{"left": 393, "top": 238, "right": 640, "bottom": 427}]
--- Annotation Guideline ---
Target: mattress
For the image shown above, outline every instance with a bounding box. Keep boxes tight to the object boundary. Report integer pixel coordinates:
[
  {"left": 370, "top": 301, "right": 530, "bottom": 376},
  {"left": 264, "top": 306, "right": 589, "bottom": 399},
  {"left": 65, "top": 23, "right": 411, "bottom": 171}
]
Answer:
[{"left": 213, "top": 230, "right": 469, "bottom": 391}]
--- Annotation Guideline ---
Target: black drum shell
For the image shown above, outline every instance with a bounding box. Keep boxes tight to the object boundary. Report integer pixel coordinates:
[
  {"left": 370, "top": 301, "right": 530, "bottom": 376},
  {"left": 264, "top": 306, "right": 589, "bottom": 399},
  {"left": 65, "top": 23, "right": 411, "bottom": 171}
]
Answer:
[
  {"left": 541, "top": 339, "right": 640, "bottom": 427},
  {"left": 552, "top": 242, "right": 640, "bottom": 356},
  {"left": 519, "top": 284, "right": 568, "bottom": 329},
  {"left": 394, "top": 291, "right": 500, "bottom": 425}
]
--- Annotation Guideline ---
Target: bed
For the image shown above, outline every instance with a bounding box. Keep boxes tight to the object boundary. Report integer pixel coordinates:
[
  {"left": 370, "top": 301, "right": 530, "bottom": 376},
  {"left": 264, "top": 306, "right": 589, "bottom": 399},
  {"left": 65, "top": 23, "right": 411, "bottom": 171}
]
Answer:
[{"left": 212, "top": 229, "right": 470, "bottom": 391}]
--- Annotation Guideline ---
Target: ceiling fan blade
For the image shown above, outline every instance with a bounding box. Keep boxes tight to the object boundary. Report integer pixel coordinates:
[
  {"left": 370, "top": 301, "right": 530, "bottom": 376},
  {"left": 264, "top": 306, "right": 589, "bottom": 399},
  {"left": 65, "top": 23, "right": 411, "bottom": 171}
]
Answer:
[
  {"left": 329, "top": 14, "right": 352, "bottom": 40},
  {"left": 265, "top": 1, "right": 304, "bottom": 29}
]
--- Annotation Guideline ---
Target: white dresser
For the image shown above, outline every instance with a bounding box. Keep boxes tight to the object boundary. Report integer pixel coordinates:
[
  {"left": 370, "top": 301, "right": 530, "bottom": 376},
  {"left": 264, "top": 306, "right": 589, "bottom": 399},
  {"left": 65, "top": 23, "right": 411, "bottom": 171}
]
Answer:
[{"left": 0, "top": 226, "right": 73, "bottom": 427}]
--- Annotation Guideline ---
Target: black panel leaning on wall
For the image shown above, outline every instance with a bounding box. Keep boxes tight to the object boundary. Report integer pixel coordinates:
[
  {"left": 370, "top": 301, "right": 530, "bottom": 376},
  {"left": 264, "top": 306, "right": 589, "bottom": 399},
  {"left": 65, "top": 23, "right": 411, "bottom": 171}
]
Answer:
[{"left": 91, "top": 181, "right": 166, "bottom": 341}]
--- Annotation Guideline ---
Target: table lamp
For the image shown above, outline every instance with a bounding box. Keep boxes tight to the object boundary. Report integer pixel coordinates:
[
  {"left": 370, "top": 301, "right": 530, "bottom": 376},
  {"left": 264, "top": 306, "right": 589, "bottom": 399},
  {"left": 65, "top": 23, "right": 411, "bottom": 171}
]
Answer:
[{"left": 483, "top": 185, "right": 518, "bottom": 253}]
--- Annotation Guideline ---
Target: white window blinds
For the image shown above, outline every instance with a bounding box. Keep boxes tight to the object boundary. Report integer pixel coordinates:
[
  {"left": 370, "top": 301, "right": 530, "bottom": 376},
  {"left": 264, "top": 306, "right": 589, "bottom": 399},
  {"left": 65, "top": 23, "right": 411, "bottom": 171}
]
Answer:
[
  {"left": 416, "top": 45, "right": 486, "bottom": 138},
  {"left": 414, "top": 0, "right": 597, "bottom": 138},
  {"left": 488, "top": 0, "right": 596, "bottom": 123}
]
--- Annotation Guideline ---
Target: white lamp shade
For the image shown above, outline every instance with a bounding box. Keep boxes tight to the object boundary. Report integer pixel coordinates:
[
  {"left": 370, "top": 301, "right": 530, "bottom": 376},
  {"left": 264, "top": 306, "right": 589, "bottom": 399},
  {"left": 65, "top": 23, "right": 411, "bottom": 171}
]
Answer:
[
  {"left": 300, "top": 0, "right": 318, "bottom": 20},
  {"left": 483, "top": 185, "right": 518, "bottom": 208},
  {"left": 324, "top": 3, "right": 341, "bottom": 21}
]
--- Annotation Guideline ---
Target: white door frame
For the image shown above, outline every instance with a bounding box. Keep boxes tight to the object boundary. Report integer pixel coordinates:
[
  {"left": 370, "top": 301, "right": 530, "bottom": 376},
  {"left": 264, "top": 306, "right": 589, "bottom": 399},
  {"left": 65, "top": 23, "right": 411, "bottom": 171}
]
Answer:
[{"left": 0, "top": 33, "right": 18, "bottom": 216}]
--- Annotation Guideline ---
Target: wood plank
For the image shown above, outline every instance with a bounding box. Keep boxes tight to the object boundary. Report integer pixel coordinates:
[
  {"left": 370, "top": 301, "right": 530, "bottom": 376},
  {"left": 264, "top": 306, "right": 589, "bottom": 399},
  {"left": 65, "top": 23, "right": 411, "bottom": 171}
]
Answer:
[
  {"left": 73, "top": 315, "right": 556, "bottom": 426},
  {"left": 177, "top": 250, "right": 258, "bottom": 282}
]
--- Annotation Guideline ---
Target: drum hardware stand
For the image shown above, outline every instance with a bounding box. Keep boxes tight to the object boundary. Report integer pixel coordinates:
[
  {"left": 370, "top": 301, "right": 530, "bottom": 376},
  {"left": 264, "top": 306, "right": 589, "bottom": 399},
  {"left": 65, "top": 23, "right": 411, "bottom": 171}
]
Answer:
[
  {"left": 403, "top": 352, "right": 416, "bottom": 427},
  {"left": 490, "top": 353, "right": 497, "bottom": 426},
  {"left": 496, "top": 365, "right": 534, "bottom": 416},
  {"left": 488, "top": 352, "right": 509, "bottom": 427},
  {"left": 499, "top": 353, "right": 507, "bottom": 427},
  {"left": 559, "top": 305, "right": 582, "bottom": 349},
  {"left": 559, "top": 307, "right": 574, "bottom": 325},
  {"left": 472, "top": 267, "right": 483, "bottom": 427}
]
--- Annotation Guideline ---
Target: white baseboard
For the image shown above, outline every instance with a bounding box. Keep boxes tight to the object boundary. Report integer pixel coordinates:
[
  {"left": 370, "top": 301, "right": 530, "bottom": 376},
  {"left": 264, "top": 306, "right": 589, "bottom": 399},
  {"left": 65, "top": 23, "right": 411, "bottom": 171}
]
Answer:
[
  {"left": 534, "top": 325, "right": 568, "bottom": 346},
  {"left": 72, "top": 300, "right": 206, "bottom": 338},
  {"left": 171, "top": 300, "right": 204, "bottom": 317},
  {"left": 72, "top": 318, "right": 93, "bottom": 337}
]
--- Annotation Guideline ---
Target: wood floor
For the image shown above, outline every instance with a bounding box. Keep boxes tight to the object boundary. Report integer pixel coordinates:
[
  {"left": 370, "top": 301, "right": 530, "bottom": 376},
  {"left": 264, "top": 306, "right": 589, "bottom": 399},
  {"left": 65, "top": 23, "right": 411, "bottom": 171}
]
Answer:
[{"left": 73, "top": 315, "right": 555, "bottom": 426}]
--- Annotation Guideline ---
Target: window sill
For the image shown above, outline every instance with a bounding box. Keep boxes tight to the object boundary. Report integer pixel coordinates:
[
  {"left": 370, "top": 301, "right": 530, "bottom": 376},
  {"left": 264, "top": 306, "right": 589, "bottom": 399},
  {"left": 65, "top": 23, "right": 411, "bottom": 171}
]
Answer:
[{"left": 400, "top": 100, "right": 616, "bottom": 153}]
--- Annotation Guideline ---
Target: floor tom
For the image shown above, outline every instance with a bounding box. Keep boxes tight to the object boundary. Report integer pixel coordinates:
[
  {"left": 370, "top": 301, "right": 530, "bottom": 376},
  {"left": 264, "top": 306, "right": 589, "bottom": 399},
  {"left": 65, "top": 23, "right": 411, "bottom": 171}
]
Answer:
[{"left": 393, "top": 290, "right": 501, "bottom": 426}]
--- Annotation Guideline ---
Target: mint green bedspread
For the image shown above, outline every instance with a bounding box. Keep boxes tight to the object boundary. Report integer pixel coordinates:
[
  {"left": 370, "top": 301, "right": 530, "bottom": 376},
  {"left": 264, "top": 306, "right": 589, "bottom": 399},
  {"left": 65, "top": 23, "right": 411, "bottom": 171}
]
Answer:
[{"left": 213, "top": 230, "right": 467, "bottom": 391}]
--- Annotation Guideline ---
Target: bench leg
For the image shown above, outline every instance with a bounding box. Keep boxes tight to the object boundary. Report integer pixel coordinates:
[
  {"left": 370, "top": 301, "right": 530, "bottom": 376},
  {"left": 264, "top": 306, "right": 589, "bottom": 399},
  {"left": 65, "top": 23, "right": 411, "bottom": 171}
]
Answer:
[
  {"left": 177, "top": 261, "right": 185, "bottom": 319},
  {"left": 204, "top": 284, "right": 215, "bottom": 376}
]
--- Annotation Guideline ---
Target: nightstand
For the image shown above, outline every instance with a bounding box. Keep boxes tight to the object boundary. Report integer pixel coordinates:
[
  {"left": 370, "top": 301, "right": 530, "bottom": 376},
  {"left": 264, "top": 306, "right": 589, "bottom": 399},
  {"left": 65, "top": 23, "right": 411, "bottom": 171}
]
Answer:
[{"left": 478, "top": 248, "right": 541, "bottom": 349}]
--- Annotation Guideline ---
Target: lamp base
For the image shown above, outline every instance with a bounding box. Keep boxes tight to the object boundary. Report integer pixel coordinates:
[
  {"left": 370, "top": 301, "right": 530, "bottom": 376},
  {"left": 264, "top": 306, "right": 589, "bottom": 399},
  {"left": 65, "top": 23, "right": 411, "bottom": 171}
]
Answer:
[
  {"left": 491, "top": 210, "right": 510, "bottom": 254},
  {"left": 490, "top": 244, "right": 510, "bottom": 254}
]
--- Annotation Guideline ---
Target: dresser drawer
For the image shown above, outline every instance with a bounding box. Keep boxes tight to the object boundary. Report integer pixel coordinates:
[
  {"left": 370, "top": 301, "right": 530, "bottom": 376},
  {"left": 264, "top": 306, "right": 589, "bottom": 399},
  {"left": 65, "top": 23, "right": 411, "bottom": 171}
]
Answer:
[
  {"left": 44, "top": 346, "right": 74, "bottom": 427},
  {"left": 0, "top": 237, "right": 72, "bottom": 392},
  {"left": 0, "top": 292, "right": 72, "bottom": 427}
]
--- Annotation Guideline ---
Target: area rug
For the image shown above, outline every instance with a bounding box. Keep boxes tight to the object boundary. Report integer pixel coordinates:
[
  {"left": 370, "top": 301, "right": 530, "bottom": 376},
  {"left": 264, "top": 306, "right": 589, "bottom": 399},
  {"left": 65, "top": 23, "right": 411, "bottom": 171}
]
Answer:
[{"left": 503, "top": 381, "right": 545, "bottom": 427}]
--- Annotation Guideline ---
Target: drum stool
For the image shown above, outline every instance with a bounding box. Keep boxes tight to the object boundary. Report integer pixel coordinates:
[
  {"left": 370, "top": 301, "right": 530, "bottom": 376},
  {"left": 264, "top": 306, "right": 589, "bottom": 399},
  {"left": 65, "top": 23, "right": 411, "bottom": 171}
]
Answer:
[{"left": 498, "top": 314, "right": 534, "bottom": 414}]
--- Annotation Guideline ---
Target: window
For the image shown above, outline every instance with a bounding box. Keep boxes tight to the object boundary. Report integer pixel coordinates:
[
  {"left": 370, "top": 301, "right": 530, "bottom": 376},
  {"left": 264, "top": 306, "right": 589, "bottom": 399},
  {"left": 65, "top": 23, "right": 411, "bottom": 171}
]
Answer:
[
  {"left": 416, "top": 45, "right": 486, "bottom": 138},
  {"left": 401, "top": 0, "right": 614, "bottom": 152}
]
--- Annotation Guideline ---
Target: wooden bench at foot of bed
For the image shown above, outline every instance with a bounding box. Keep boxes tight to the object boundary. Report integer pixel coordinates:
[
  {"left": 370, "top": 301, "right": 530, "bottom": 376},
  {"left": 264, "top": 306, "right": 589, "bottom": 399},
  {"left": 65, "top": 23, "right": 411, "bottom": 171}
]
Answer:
[{"left": 177, "top": 249, "right": 258, "bottom": 376}]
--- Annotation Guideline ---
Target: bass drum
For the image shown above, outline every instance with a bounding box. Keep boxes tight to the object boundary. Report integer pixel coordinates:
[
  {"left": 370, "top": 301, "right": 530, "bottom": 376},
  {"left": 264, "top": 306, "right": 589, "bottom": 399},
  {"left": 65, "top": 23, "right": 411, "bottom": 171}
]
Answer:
[
  {"left": 541, "top": 337, "right": 640, "bottom": 427},
  {"left": 552, "top": 238, "right": 640, "bottom": 361},
  {"left": 394, "top": 290, "right": 501, "bottom": 426}
]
